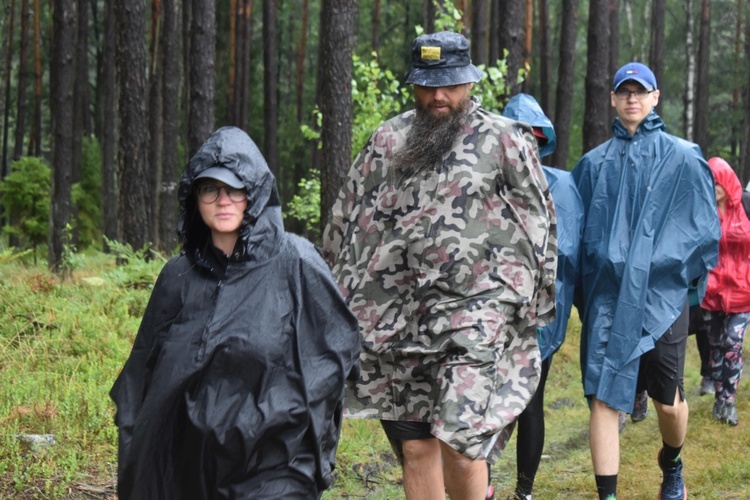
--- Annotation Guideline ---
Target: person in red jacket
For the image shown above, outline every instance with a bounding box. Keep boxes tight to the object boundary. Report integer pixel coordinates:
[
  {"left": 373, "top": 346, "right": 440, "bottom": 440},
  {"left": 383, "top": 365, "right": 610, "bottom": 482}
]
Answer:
[{"left": 690, "top": 156, "right": 750, "bottom": 426}]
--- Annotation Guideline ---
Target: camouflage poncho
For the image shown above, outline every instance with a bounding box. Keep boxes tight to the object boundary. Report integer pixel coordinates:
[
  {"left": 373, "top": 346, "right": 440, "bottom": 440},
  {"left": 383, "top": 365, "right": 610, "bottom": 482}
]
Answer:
[{"left": 323, "top": 98, "right": 557, "bottom": 461}]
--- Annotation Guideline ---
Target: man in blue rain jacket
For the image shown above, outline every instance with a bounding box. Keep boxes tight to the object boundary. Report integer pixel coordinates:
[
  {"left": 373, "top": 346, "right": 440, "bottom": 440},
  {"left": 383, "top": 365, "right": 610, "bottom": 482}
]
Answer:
[{"left": 572, "top": 62, "right": 719, "bottom": 500}]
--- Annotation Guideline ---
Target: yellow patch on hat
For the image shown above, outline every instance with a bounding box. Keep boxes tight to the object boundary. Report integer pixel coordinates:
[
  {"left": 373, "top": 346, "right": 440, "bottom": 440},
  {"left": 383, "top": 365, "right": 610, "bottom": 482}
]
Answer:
[{"left": 421, "top": 46, "right": 441, "bottom": 61}]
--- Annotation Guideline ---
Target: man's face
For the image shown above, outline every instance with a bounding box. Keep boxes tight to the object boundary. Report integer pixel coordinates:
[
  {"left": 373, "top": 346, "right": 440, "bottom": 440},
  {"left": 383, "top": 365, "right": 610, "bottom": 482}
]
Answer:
[
  {"left": 610, "top": 81, "right": 660, "bottom": 131},
  {"left": 413, "top": 83, "right": 473, "bottom": 117}
]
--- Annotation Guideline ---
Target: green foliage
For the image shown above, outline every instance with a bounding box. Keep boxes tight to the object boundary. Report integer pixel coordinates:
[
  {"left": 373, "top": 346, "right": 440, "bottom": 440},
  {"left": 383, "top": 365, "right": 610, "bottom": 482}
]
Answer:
[
  {"left": 72, "top": 136, "right": 102, "bottom": 250},
  {"left": 286, "top": 170, "right": 322, "bottom": 241},
  {"left": 0, "top": 157, "right": 51, "bottom": 258}
]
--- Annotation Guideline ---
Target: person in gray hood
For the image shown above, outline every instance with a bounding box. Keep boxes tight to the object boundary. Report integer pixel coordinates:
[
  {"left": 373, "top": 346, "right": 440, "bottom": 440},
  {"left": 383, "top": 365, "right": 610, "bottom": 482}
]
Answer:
[{"left": 110, "top": 126, "right": 360, "bottom": 499}]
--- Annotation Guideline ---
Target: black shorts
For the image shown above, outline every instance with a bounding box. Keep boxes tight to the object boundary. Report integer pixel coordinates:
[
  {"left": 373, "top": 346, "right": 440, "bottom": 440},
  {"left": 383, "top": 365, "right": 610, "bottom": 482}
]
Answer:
[
  {"left": 636, "top": 299, "right": 689, "bottom": 406},
  {"left": 380, "top": 420, "right": 433, "bottom": 441}
]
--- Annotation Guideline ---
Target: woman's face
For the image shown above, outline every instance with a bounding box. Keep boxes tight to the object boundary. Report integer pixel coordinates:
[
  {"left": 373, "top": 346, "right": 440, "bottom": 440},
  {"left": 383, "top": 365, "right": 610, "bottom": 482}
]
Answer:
[
  {"left": 715, "top": 183, "right": 728, "bottom": 205},
  {"left": 196, "top": 181, "right": 248, "bottom": 238}
]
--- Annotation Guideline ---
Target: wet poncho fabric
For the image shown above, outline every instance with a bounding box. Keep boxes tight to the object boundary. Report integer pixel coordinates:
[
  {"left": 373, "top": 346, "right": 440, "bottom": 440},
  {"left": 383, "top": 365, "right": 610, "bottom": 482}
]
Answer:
[
  {"left": 503, "top": 93, "right": 584, "bottom": 361},
  {"left": 109, "top": 127, "right": 360, "bottom": 499},
  {"left": 702, "top": 157, "right": 750, "bottom": 313},
  {"left": 572, "top": 111, "right": 719, "bottom": 412},
  {"left": 323, "top": 98, "right": 557, "bottom": 462}
]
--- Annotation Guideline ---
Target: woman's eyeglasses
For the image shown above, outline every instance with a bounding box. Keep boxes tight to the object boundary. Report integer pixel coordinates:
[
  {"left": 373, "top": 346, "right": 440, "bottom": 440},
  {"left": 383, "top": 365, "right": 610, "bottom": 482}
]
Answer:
[{"left": 196, "top": 183, "right": 246, "bottom": 203}]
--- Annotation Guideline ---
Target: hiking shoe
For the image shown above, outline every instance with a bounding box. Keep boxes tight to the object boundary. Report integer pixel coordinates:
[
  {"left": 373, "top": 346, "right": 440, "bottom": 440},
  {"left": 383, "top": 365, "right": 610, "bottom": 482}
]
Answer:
[
  {"left": 712, "top": 400, "right": 727, "bottom": 422},
  {"left": 724, "top": 402, "right": 738, "bottom": 426},
  {"left": 631, "top": 390, "right": 648, "bottom": 422},
  {"left": 658, "top": 450, "right": 687, "bottom": 500},
  {"left": 618, "top": 410, "right": 627, "bottom": 433},
  {"left": 700, "top": 376, "right": 715, "bottom": 396}
]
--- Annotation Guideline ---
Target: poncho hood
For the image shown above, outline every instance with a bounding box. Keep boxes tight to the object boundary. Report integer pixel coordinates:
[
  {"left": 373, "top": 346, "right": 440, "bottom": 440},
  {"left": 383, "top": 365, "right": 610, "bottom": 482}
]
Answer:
[
  {"left": 502, "top": 93, "right": 557, "bottom": 158},
  {"left": 178, "top": 126, "right": 283, "bottom": 265}
]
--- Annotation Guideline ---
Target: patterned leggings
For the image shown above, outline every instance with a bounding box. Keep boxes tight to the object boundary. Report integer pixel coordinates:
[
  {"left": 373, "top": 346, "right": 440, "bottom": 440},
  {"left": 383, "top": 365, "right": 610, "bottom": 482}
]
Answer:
[{"left": 692, "top": 308, "right": 748, "bottom": 403}]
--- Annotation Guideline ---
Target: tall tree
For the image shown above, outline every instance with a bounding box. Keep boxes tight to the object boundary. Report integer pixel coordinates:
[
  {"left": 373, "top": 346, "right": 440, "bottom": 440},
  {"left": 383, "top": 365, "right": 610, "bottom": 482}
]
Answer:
[
  {"left": 159, "top": 0, "right": 180, "bottom": 252},
  {"left": 608, "top": 0, "right": 619, "bottom": 125},
  {"left": 236, "top": 0, "right": 253, "bottom": 131},
  {"left": 1, "top": 0, "right": 16, "bottom": 181},
  {"left": 730, "top": 0, "right": 742, "bottom": 159},
  {"left": 694, "top": 0, "right": 710, "bottom": 154},
  {"left": 188, "top": 0, "right": 216, "bottom": 157},
  {"left": 100, "top": 0, "right": 117, "bottom": 247},
  {"left": 13, "top": 0, "right": 30, "bottom": 161},
  {"left": 227, "top": 0, "right": 237, "bottom": 125},
  {"left": 489, "top": 0, "right": 499, "bottom": 64},
  {"left": 49, "top": 0, "right": 77, "bottom": 270},
  {"left": 537, "top": 0, "right": 551, "bottom": 114},
  {"left": 649, "top": 0, "right": 665, "bottom": 113},
  {"left": 740, "top": 1, "right": 750, "bottom": 183},
  {"left": 116, "top": 0, "right": 150, "bottom": 249},
  {"left": 147, "top": 0, "right": 162, "bottom": 246},
  {"left": 27, "top": 0, "right": 41, "bottom": 157},
  {"left": 683, "top": 0, "right": 696, "bottom": 142},
  {"left": 423, "top": 0, "right": 436, "bottom": 33},
  {"left": 372, "top": 0, "right": 381, "bottom": 53},
  {"left": 582, "top": 0, "right": 610, "bottom": 154},
  {"left": 318, "top": 0, "right": 357, "bottom": 235},
  {"left": 551, "top": 0, "right": 579, "bottom": 169},
  {"left": 497, "top": 0, "right": 524, "bottom": 98},
  {"left": 470, "top": 0, "right": 488, "bottom": 67},
  {"left": 70, "top": 0, "right": 89, "bottom": 244},
  {"left": 295, "top": 0, "right": 309, "bottom": 123},
  {"left": 521, "top": 0, "right": 533, "bottom": 94},
  {"left": 263, "top": 0, "right": 278, "bottom": 175}
]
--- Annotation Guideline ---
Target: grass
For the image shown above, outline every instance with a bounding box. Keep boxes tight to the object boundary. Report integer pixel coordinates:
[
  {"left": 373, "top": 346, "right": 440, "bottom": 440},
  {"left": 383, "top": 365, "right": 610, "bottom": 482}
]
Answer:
[{"left": 0, "top": 253, "right": 748, "bottom": 498}]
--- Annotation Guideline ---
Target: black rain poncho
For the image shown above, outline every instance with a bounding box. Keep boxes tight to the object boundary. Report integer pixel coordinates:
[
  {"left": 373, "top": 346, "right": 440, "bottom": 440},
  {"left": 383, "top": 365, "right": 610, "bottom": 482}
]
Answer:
[{"left": 110, "top": 127, "right": 360, "bottom": 499}]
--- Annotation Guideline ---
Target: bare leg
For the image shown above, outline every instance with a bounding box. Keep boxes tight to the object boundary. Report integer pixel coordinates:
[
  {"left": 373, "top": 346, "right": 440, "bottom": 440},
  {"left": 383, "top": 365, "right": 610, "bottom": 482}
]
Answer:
[
  {"left": 440, "top": 440, "right": 488, "bottom": 500},
  {"left": 401, "top": 438, "right": 446, "bottom": 500},
  {"left": 653, "top": 388, "right": 688, "bottom": 448},
  {"left": 590, "top": 397, "right": 620, "bottom": 475}
]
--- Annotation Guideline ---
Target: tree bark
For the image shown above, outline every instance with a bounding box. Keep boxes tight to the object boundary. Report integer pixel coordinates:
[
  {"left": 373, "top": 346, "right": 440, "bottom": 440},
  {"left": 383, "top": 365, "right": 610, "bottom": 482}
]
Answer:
[
  {"left": 693, "top": 0, "right": 710, "bottom": 154},
  {"left": 470, "top": 0, "right": 488, "bottom": 67},
  {"left": 70, "top": 0, "right": 89, "bottom": 244},
  {"left": 582, "top": 0, "right": 610, "bottom": 154},
  {"left": 683, "top": 0, "right": 695, "bottom": 142},
  {"left": 147, "top": 0, "right": 162, "bottom": 247},
  {"left": 188, "top": 0, "right": 215, "bottom": 158},
  {"left": 13, "top": 0, "right": 30, "bottom": 161},
  {"left": 115, "top": 0, "right": 150, "bottom": 249},
  {"left": 551, "top": 0, "right": 579, "bottom": 169},
  {"left": 159, "top": 0, "right": 180, "bottom": 252},
  {"left": 649, "top": 0, "right": 664, "bottom": 114},
  {"left": 740, "top": 1, "right": 750, "bottom": 184},
  {"left": 423, "top": 0, "right": 436, "bottom": 34},
  {"left": 521, "top": 0, "right": 533, "bottom": 94},
  {"left": 263, "top": 0, "right": 279, "bottom": 176},
  {"left": 497, "top": 0, "right": 525, "bottom": 98},
  {"left": 372, "top": 0, "right": 381, "bottom": 53},
  {"left": 537, "top": 0, "right": 551, "bottom": 115},
  {"left": 28, "top": 0, "right": 41, "bottom": 157},
  {"left": 100, "top": 0, "right": 117, "bottom": 248},
  {"left": 295, "top": 0, "right": 309, "bottom": 123},
  {"left": 227, "top": 0, "right": 236, "bottom": 125},
  {"left": 608, "top": 0, "right": 619, "bottom": 125},
  {"left": 318, "top": 0, "right": 357, "bottom": 237},
  {"left": 2, "top": 0, "right": 16, "bottom": 180},
  {"left": 489, "top": 0, "right": 499, "bottom": 64},
  {"left": 49, "top": 0, "right": 77, "bottom": 270},
  {"left": 730, "top": 0, "right": 742, "bottom": 159}
]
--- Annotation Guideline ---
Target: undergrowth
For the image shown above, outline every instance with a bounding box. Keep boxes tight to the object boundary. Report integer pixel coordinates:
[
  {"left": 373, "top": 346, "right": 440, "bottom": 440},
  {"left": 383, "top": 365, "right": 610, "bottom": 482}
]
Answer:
[{"left": 0, "top": 252, "right": 747, "bottom": 498}]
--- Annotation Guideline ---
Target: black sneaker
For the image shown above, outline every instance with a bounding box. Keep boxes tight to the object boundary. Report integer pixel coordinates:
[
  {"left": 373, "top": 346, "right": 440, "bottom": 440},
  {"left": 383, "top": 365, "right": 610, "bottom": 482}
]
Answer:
[
  {"left": 712, "top": 400, "right": 727, "bottom": 422},
  {"left": 631, "top": 390, "right": 648, "bottom": 422},
  {"left": 658, "top": 449, "right": 687, "bottom": 500},
  {"left": 724, "top": 402, "right": 738, "bottom": 426}
]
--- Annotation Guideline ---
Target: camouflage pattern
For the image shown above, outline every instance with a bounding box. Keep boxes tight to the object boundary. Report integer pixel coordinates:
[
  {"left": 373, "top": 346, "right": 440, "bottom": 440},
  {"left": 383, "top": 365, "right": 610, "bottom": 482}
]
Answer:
[{"left": 323, "top": 98, "right": 557, "bottom": 462}]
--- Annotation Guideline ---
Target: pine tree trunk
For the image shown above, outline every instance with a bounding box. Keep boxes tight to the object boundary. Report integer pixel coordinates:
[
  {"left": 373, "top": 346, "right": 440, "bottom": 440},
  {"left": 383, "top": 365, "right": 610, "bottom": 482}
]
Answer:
[
  {"left": 188, "top": 0, "right": 215, "bottom": 158},
  {"left": 295, "top": 0, "right": 309, "bottom": 124},
  {"left": 372, "top": 0, "right": 381, "bottom": 53},
  {"left": 1, "top": 0, "right": 16, "bottom": 181},
  {"left": 537, "top": 0, "right": 551, "bottom": 116},
  {"left": 159, "top": 0, "right": 180, "bottom": 252},
  {"left": 740, "top": 1, "right": 750, "bottom": 184},
  {"left": 608, "top": 0, "right": 619, "bottom": 125},
  {"left": 683, "top": 0, "right": 695, "bottom": 141},
  {"left": 521, "top": 0, "right": 533, "bottom": 94},
  {"left": 470, "top": 0, "right": 488, "bottom": 67},
  {"left": 649, "top": 0, "right": 665, "bottom": 114},
  {"left": 731, "top": 0, "right": 742, "bottom": 159},
  {"left": 318, "top": 0, "right": 357, "bottom": 238},
  {"left": 551, "top": 0, "right": 579, "bottom": 169},
  {"left": 693, "top": 0, "right": 710, "bottom": 154},
  {"left": 49, "top": 0, "right": 77, "bottom": 271},
  {"left": 13, "top": 0, "right": 30, "bottom": 161},
  {"left": 70, "top": 0, "right": 88, "bottom": 245},
  {"left": 28, "top": 0, "right": 41, "bottom": 157},
  {"left": 101, "top": 0, "right": 117, "bottom": 248},
  {"left": 263, "top": 0, "right": 279, "bottom": 176},
  {"left": 148, "top": 0, "right": 163, "bottom": 247},
  {"left": 582, "top": 0, "right": 610, "bottom": 154},
  {"left": 497, "top": 0, "right": 524, "bottom": 98},
  {"left": 116, "top": 0, "right": 150, "bottom": 250}
]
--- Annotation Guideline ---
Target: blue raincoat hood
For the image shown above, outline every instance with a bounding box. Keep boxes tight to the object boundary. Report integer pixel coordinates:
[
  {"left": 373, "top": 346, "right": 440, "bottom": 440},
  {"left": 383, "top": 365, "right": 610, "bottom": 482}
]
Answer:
[
  {"left": 503, "top": 93, "right": 557, "bottom": 159},
  {"left": 503, "top": 94, "right": 583, "bottom": 360},
  {"left": 572, "top": 111, "right": 720, "bottom": 412}
]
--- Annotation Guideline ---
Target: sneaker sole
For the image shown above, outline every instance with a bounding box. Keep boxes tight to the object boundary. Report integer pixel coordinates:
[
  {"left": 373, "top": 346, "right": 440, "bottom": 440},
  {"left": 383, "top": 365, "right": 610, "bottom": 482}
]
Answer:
[{"left": 658, "top": 484, "right": 687, "bottom": 500}]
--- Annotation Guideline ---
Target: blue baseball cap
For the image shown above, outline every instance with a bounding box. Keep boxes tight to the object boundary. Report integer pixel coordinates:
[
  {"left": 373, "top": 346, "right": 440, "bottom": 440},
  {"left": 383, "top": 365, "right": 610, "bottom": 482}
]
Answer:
[
  {"left": 405, "top": 31, "right": 483, "bottom": 88},
  {"left": 612, "top": 62, "right": 658, "bottom": 91}
]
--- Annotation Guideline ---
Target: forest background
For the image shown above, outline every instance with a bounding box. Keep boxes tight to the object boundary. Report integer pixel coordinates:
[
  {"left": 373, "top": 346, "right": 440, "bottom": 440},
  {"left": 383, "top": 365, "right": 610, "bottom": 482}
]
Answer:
[
  {"left": 0, "top": 0, "right": 749, "bottom": 262},
  {"left": 1, "top": 0, "right": 750, "bottom": 498}
]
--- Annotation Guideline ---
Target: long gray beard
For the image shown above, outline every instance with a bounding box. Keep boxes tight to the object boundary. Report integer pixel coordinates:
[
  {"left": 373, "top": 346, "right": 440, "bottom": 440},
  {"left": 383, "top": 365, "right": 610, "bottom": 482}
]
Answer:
[{"left": 391, "top": 98, "right": 470, "bottom": 174}]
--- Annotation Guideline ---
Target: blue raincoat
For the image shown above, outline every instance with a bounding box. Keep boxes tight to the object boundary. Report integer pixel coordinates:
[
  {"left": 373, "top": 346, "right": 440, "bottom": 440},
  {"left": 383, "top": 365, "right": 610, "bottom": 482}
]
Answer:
[
  {"left": 503, "top": 94, "right": 584, "bottom": 361},
  {"left": 572, "top": 111, "right": 720, "bottom": 412}
]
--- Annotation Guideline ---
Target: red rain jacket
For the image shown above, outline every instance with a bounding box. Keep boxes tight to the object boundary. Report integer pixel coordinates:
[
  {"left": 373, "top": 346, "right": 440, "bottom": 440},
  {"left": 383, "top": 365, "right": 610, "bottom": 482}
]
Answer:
[{"left": 702, "top": 157, "right": 750, "bottom": 312}]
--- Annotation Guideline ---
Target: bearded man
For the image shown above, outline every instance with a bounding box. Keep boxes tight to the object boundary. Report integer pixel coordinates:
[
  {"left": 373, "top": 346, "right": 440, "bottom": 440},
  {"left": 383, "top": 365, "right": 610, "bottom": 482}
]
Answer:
[{"left": 323, "top": 31, "right": 557, "bottom": 500}]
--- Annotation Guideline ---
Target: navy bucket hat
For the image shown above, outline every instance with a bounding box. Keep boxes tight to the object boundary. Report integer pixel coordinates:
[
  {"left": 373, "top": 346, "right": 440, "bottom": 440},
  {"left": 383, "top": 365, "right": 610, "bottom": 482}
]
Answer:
[{"left": 405, "top": 31, "right": 483, "bottom": 88}]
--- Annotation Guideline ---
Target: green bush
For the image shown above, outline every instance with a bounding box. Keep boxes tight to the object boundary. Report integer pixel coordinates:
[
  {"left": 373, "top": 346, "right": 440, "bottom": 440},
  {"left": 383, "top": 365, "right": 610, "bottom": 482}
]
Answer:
[{"left": 0, "top": 157, "right": 51, "bottom": 259}]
